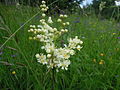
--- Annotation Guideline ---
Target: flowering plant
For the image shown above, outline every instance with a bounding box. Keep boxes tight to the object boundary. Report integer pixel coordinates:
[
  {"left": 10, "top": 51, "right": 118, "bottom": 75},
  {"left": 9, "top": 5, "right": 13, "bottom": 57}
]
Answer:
[{"left": 28, "top": 1, "right": 83, "bottom": 71}]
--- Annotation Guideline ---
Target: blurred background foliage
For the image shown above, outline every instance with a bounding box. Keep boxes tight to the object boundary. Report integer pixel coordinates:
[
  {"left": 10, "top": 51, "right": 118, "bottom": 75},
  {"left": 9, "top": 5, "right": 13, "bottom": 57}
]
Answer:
[
  {"left": 0, "top": 0, "right": 119, "bottom": 19},
  {"left": 0, "top": 0, "right": 120, "bottom": 21}
]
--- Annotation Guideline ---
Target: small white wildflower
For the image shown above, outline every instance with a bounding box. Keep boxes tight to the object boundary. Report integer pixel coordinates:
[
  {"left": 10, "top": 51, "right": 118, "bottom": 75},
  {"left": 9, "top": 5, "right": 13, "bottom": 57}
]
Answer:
[
  {"left": 77, "top": 45, "right": 82, "bottom": 51},
  {"left": 48, "top": 17, "right": 53, "bottom": 24},
  {"left": 59, "top": 60, "right": 70, "bottom": 70},
  {"left": 69, "top": 50, "right": 75, "bottom": 55}
]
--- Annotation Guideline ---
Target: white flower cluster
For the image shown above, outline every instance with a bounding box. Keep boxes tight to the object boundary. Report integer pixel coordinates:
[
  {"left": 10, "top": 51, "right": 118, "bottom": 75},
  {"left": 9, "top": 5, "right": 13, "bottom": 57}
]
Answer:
[{"left": 28, "top": 1, "right": 83, "bottom": 71}]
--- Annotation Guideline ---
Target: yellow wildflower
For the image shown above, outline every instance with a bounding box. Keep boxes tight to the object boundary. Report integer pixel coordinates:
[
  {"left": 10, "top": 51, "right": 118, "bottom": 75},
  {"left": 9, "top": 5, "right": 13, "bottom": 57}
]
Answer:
[
  {"left": 99, "top": 60, "right": 105, "bottom": 64},
  {"left": 12, "top": 71, "right": 16, "bottom": 75},
  {"left": 100, "top": 53, "right": 104, "bottom": 56},
  {"left": 112, "top": 33, "right": 116, "bottom": 35},
  {"left": 93, "top": 59, "right": 96, "bottom": 63}
]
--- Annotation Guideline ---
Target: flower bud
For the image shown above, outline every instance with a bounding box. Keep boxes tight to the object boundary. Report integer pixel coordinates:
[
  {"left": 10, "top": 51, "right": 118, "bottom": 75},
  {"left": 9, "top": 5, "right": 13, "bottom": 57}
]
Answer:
[
  {"left": 42, "top": 13, "right": 46, "bottom": 17},
  {"left": 63, "top": 23, "right": 66, "bottom": 26},
  {"left": 48, "top": 17, "right": 53, "bottom": 24},
  {"left": 36, "top": 54, "right": 40, "bottom": 58},
  {"left": 66, "top": 22, "right": 70, "bottom": 25},
  {"left": 40, "top": 5, "right": 43, "bottom": 8},
  {"left": 57, "top": 19, "right": 62, "bottom": 22},
  {"left": 47, "top": 54, "right": 51, "bottom": 58},
  {"left": 60, "top": 14, "right": 63, "bottom": 17},
  {"left": 64, "top": 29, "right": 68, "bottom": 32},
  {"left": 29, "top": 37, "right": 32, "bottom": 40},
  {"left": 61, "top": 29, "right": 65, "bottom": 32},
  {"left": 28, "top": 30, "right": 30, "bottom": 32},
  {"left": 53, "top": 28, "right": 57, "bottom": 31},
  {"left": 42, "top": 1, "right": 46, "bottom": 4},
  {"left": 42, "top": 4, "right": 46, "bottom": 8},
  {"left": 64, "top": 15, "right": 68, "bottom": 18}
]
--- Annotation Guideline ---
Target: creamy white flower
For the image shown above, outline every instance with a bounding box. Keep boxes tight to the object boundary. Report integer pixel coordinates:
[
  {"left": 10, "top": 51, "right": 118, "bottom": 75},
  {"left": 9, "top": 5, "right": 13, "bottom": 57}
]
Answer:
[
  {"left": 77, "top": 45, "right": 82, "bottom": 51},
  {"left": 44, "top": 43, "right": 55, "bottom": 53},
  {"left": 48, "top": 17, "right": 53, "bottom": 24},
  {"left": 37, "top": 54, "right": 47, "bottom": 65},
  {"left": 68, "top": 36, "right": 83, "bottom": 49},
  {"left": 69, "top": 50, "right": 75, "bottom": 55},
  {"left": 58, "top": 60, "right": 70, "bottom": 70},
  {"left": 42, "top": 13, "right": 46, "bottom": 17}
]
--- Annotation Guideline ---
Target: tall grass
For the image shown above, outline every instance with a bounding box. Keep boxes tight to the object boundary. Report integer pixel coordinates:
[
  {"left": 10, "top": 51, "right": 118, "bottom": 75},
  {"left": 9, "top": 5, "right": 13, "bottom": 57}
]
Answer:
[{"left": 0, "top": 3, "right": 120, "bottom": 90}]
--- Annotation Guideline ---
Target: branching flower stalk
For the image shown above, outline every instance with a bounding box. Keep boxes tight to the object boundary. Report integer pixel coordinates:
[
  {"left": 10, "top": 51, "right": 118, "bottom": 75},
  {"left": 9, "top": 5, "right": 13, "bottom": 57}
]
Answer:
[{"left": 28, "top": 1, "right": 83, "bottom": 89}]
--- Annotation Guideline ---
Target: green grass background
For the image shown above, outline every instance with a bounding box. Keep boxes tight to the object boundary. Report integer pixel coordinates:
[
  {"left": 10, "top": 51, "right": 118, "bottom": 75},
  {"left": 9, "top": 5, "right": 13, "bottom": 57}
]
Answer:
[{"left": 0, "top": 4, "right": 120, "bottom": 90}]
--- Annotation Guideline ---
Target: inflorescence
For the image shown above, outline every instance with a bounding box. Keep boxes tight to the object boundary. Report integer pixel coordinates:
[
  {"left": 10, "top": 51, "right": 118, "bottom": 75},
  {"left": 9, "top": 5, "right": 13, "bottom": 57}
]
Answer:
[{"left": 28, "top": 1, "right": 83, "bottom": 71}]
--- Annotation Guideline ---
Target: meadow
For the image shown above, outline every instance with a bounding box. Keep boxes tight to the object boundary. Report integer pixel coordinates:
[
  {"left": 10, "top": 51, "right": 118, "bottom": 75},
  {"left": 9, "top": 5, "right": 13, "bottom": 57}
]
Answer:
[{"left": 0, "top": 2, "right": 120, "bottom": 90}]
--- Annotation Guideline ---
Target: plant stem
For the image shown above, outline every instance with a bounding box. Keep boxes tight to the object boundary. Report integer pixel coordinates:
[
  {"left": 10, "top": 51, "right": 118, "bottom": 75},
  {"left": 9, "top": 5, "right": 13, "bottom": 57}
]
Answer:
[{"left": 52, "top": 68, "right": 55, "bottom": 90}]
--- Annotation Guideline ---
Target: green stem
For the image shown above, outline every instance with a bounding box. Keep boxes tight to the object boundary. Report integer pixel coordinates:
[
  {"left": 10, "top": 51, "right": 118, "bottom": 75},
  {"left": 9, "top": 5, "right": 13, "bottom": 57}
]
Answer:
[{"left": 52, "top": 68, "right": 55, "bottom": 90}]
